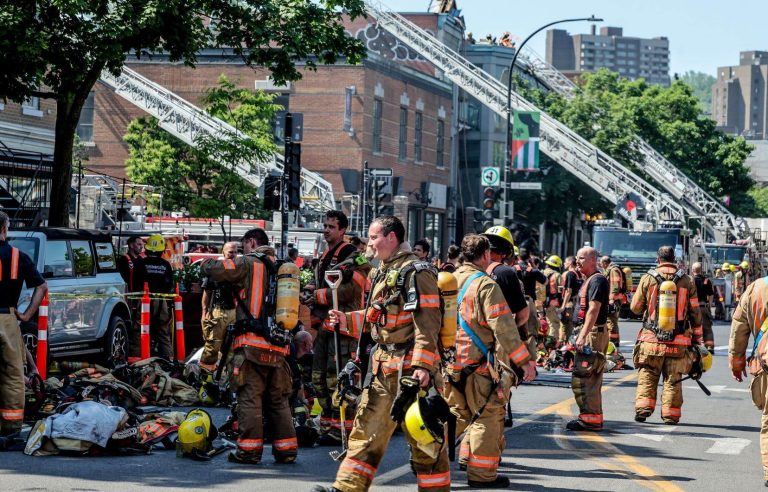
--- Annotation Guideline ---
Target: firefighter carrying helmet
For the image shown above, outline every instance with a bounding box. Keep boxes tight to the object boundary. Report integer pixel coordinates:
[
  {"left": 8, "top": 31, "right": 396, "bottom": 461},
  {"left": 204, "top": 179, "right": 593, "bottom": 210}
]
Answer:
[
  {"left": 145, "top": 234, "right": 166, "bottom": 253},
  {"left": 483, "top": 226, "right": 515, "bottom": 255},
  {"left": 176, "top": 408, "right": 217, "bottom": 457},
  {"left": 545, "top": 255, "right": 563, "bottom": 269},
  {"left": 697, "top": 345, "right": 713, "bottom": 372}
]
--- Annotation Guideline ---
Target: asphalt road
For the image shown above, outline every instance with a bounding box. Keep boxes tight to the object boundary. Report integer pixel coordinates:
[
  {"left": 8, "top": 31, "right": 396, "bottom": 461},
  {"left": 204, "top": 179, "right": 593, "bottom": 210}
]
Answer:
[{"left": 0, "top": 319, "right": 763, "bottom": 491}]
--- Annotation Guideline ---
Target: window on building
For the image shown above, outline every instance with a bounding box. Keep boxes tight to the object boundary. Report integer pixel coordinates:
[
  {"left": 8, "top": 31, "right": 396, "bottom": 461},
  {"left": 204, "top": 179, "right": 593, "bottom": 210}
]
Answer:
[
  {"left": 492, "top": 142, "right": 505, "bottom": 167},
  {"left": 398, "top": 107, "right": 408, "bottom": 161},
  {"left": 77, "top": 92, "right": 95, "bottom": 143},
  {"left": 22, "top": 95, "right": 42, "bottom": 117},
  {"left": 373, "top": 99, "right": 383, "bottom": 154},
  {"left": 424, "top": 212, "right": 442, "bottom": 259},
  {"left": 414, "top": 111, "right": 423, "bottom": 162},
  {"left": 436, "top": 119, "right": 445, "bottom": 168}
]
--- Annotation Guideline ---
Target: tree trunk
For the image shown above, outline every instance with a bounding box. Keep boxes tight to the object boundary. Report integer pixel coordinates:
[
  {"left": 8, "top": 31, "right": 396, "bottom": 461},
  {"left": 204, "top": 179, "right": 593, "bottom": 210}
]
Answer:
[
  {"left": 49, "top": 99, "right": 80, "bottom": 227},
  {"left": 48, "top": 63, "right": 106, "bottom": 227}
]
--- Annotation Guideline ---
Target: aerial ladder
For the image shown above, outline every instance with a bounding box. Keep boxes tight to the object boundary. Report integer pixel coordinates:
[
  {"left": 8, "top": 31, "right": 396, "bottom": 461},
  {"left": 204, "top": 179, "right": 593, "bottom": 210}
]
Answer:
[
  {"left": 362, "top": 0, "right": 685, "bottom": 227},
  {"left": 516, "top": 44, "right": 747, "bottom": 242},
  {"left": 99, "top": 66, "right": 336, "bottom": 214}
]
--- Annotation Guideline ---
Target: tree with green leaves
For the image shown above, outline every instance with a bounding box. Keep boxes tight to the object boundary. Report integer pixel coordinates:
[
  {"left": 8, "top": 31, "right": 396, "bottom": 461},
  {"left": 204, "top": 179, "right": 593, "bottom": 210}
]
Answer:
[
  {"left": 125, "top": 75, "right": 280, "bottom": 228},
  {"left": 0, "top": 0, "right": 366, "bottom": 227},
  {"left": 679, "top": 71, "right": 716, "bottom": 114}
]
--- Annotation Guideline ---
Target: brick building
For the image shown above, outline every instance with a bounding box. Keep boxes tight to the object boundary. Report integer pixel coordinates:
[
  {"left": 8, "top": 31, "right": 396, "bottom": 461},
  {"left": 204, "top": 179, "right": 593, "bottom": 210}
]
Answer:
[
  {"left": 713, "top": 51, "right": 768, "bottom": 139},
  {"left": 83, "top": 12, "right": 463, "bottom": 255}
]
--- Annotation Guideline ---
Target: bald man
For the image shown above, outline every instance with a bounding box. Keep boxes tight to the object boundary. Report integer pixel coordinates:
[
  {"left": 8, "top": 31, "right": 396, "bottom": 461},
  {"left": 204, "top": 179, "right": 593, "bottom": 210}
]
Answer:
[
  {"left": 568, "top": 247, "right": 610, "bottom": 431},
  {"left": 199, "top": 242, "right": 239, "bottom": 371},
  {"left": 692, "top": 262, "right": 715, "bottom": 353}
]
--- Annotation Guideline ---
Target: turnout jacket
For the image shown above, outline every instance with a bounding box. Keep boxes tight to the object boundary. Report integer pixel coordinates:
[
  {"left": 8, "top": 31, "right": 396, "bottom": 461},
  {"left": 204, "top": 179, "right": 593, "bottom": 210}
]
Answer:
[
  {"left": 729, "top": 277, "right": 768, "bottom": 374},
  {"left": 630, "top": 263, "right": 702, "bottom": 357},
  {"left": 449, "top": 263, "right": 531, "bottom": 378},
  {"left": 312, "top": 245, "right": 371, "bottom": 337},
  {"left": 201, "top": 246, "right": 289, "bottom": 364},
  {"left": 345, "top": 246, "right": 441, "bottom": 375}
]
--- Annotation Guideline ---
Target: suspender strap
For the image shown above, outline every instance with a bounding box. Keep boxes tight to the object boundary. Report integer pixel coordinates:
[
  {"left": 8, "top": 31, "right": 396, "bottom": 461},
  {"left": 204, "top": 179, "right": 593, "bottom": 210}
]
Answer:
[{"left": 457, "top": 271, "right": 493, "bottom": 364}]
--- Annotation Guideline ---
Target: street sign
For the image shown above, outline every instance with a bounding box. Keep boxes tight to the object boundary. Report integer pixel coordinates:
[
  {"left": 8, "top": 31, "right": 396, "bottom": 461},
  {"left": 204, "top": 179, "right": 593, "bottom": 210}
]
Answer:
[
  {"left": 369, "top": 168, "right": 393, "bottom": 177},
  {"left": 508, "top": 182, "right": 542, "bottom": 190},
  {"left": 481, "top": 167, "right": 500, "bottom": 186}
]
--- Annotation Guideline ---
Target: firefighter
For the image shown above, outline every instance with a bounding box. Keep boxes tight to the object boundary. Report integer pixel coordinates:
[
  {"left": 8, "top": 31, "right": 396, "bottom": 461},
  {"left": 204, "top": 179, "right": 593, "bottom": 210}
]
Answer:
[
  {"left": 313, "top": 216, "right": 449, "bottom": 492},
  {"left": 560, "top": 256, "right": 582, "bottom": 345},
  {"left": 117, "top": 235, "right": 145, "bottom": 292},
  {"left": 729, "top": 276, "right": 768, "bottom": 487},
  {"left": 692, "top": 262, "right": 716, "bottom": 354},
  {"left": 198, "top": 242, "right": 238, "bottom": 372},
  {"left": 301, "top": 210, "right": 367, "bottom": 444},
  {"left": 630, "top": 246, "right": 702, "bottom": 424},
  {"left": 542, "top": 255, "right": 563, "bottom": 342},
  {"left": 0, "top": 211, "right": 47, "bottom": 442},
  {"left": 734, "top": 261, "right": 748, "bottom": 300},
  {"left": 515, "top": 248, "right": 547, "bottom": 300},
  {"left": 201, "top": 228, "right": 298, "bottom": 465},
  {"left": 600, "top": 256, "right": 627, "bottom": 348},
  {"left": 133, "top": 234, "right": 175, "bottom": 360},
  {"left": 447, "top": 234, "right": 535, "bottom": 487},
  {"left": 567, "top": 247, "right": 610, "bottom": 431}
]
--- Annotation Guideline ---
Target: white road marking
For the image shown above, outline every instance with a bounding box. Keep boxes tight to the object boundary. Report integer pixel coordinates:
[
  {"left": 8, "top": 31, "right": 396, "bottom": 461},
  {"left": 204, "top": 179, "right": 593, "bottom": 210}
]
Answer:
[
  {"left": 705, "top": 438, "right": 751, "bottom": 455},
  {"left": 375, "top": 464, "right": 412, "bottom": 485},
  {"left": 684, "top": 385, "right": 749, "bottom": 394},
  {"left": 630, "top": 433, "right": 667, "bottom": 442}
]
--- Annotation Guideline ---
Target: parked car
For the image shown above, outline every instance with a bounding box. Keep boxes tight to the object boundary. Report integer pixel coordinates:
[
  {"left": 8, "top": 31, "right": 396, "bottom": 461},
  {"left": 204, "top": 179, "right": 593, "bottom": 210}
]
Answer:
[{"left": 9, "top": 228, "right": 131, "bottom": 367}]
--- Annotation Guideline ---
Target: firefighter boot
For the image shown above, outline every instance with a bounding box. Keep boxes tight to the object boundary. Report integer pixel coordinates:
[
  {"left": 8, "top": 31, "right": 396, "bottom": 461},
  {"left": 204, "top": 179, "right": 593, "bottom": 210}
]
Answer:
[{"left": 468, "top": 475, "right": 511, "bottom": 489}]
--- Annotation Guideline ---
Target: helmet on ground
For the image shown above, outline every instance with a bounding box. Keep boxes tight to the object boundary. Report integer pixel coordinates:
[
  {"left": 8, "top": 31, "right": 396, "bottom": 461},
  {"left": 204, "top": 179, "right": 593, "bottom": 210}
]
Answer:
[
  {"left": 145, "top": 234, "right": 166, "bottom": 253},
  {"left": 721, "top": 262, "right": 731, "bottom": 272},
  {"left": 545, "top": 255, "right": 563, "bottom": 269},
  {"left": 403, "top": 392, "right": 451, "bottom": 446},
  {"left": 176, "top": 408, "right": 216, "bottom": 456},
  {"left": 483, "top": 226, "right": 515, "bottom": 255},
  {"left": 697, "top": 345, "right": 713, "bottom": 373},
  {"left": 606, "top": 341, "right": 617, "bottom": 355},
  {"left": 740, "top": 261, "right": 749, "bottom": 269}
]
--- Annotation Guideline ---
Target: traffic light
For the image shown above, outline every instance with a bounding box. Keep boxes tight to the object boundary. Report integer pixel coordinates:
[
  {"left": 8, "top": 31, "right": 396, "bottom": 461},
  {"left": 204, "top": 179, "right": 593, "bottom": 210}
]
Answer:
[
  {"left": 482, "top": 186, "right": 500, "bottom": 230},
  {"left": 286, "top": 142, "right": 302, "bottom": 210},
  {"left": 263, "top": 175, "right": 281, "bottom": 211}
]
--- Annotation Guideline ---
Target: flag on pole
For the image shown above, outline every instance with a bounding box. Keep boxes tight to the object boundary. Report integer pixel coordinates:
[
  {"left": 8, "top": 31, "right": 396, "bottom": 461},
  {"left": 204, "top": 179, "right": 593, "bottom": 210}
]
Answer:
[{"left": 511, "top": 111, "right": 540, "bottom": 171}]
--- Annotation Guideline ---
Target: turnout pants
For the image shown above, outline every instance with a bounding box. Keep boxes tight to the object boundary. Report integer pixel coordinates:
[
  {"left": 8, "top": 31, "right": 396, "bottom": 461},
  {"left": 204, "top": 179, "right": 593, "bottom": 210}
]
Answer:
[
  {"left": 130, "top": 299, "right": 173, "bottom": 360},
  {"left": 634, "top": 353, "right": 690, "bottom": 423},
  {"left": 0, "top": 313, "right": 24, "bottom": 434},
  {"left": 545, "top": 306, "right": 562, "bottom": 340},
  {"left": 312, "top": 329, "right": 356, "bottom": 439},
  {"left": 332, "top": 365, "right": 450, "bottom": 492},
  {"left": 200, "top": 306, "right": 236, "bottom": 370},
  {"left": 748, "top": 371, "right": 768, "bottom": 480},
  {"left": 607, "top": 310, "right": 620, "bottom": 346},
  {"left": 559, "top": 307, "right": 574, "bottom": 343},
  {"left": 232, "top": 355, "right": 297, "bottom": 461},
  {"left": 700, "top": 304, "right": 715, "bottom": 351},
  {"left": 446, "top": 372, "right": 511, "bottom": 483},
  {"left": 571, "top": 325, "right": 609, "bottom": 429}
]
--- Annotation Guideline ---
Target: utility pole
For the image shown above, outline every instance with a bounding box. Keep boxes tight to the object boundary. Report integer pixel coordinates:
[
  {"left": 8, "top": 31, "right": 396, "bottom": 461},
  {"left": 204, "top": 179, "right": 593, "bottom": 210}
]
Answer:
[
  {"left": 361, "top": 160, "right": 369, "bottom": 235},
  {"left": 281, "top": 113, "right": 293, "bottom": 259}
]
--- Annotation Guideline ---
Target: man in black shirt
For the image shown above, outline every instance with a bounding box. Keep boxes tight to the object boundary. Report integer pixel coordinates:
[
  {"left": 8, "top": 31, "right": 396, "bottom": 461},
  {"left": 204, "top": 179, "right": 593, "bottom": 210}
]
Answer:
[
  {"left": 133, "top": 234, "right": 175, "bottom": 360},
  {"left": 560, "top": 256, "right": 582, "bottom": 344},
  {"left": 0, "top": 211, "right": 48, "bottom": 439},
  {"left": 692, "top": 262, "right": 715, "bottom": 353},
  {"left": 515, "top": 249, "right": 547, "bottom": 299},
  {"left": 117, "top": 236, "right": 145, "bottom": 293},
  {"left": 568, "top": 246, "right": 609, "bottom": 432}
]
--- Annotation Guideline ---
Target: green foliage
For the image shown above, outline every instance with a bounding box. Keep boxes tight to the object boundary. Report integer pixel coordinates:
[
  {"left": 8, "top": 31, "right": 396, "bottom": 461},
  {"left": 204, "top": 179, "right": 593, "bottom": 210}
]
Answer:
[
  {"left": 749, "top": 186, "right": 768, "bottom": 216},
  {"left": 0, "top": 0, "right": 367, "bottom": 226},
  {"left": 679, "top": 71, "right": 716, "bottom": 114},
  {"left": 124, "top": 75, "right": 280, "bottom": 219},
  {"left": 174, "top": 262, "right": 202, "bottom": 290}
]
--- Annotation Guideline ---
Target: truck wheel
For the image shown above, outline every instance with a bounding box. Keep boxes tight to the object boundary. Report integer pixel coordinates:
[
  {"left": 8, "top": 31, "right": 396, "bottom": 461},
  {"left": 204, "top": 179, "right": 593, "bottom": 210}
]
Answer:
[{"left": 103, "top": 315, "right": 129, "bottom": 368}]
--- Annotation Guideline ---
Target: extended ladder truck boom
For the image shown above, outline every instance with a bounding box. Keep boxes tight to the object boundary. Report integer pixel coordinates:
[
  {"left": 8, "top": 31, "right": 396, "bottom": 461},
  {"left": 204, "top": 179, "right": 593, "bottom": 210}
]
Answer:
[
  {"left": 362, "top": 0, "right": 684, "bottom": 227},
  {"left": 99, "top": 66, "right": 336, "bottom": 214},
  {"left": 516, "top": 45, "right": 748, "bottom": 242}
]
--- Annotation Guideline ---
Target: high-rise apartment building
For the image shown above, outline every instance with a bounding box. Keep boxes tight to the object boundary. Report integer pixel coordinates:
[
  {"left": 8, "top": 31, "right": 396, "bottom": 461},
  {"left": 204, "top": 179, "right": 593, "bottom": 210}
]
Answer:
[
  {"left": 546, "top": 26, "right": 670, "bottom": 86},
  {"left": 712, "top": 51, "right": 768, "bottom": 139}
]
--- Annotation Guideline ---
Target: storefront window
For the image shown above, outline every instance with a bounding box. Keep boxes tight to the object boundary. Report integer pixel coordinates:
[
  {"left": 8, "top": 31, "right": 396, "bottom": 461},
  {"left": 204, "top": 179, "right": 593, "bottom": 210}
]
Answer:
[{"left": 424, "top": 212, "right": 442, "bottom": 258}]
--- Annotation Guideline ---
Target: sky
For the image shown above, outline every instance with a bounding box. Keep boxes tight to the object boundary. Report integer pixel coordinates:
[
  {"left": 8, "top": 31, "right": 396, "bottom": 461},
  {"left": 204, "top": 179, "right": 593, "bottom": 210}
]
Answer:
[{"left": 378, "top": 0, "right": 768, "bottom": 77}]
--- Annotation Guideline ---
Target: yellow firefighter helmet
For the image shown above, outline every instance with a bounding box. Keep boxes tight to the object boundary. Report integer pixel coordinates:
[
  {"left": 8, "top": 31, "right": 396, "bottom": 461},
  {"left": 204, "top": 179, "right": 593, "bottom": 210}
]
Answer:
[
  {"left": 403, "top": 393, "right": 451, "bottom": 446},
  {"left": 145, "top": 234, "right": 166, "bottom": 253},
  {"left": 697, "top": 345, "right": 713, "bottom": 373},
  {"left": 545, "top": 255, "right": 563, "bottom": 269},
  {"left": 740, "top": 261, "right": 749, "bottom": 270},
  {"left": 176, "top": 408, "right": 216, "bottom": 456},
  {"left": 721, "top": 262, "right": 731, "bottom": 272}
]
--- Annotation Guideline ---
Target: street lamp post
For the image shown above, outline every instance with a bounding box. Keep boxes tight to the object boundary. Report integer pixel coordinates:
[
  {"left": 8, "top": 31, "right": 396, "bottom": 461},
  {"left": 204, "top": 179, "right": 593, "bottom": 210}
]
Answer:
[{"left": 502, "top": 15, "right": 603, "bottom": 224}]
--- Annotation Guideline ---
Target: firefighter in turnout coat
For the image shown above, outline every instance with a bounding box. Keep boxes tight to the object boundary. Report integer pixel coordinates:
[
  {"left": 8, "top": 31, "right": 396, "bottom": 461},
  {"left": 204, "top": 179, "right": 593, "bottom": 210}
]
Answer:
[
  {"left": 200, "top": 228, "right": 298, "bottom": 464},
  {"left": 446, "top": 235, "right": 535, "bottom": 488},
  {"left": 729, "top": 276, "right": 768, "bottom": 486},
  {"left": 630, "top": 246, "right": 702, "bottom": 424},
  {"left": 314, "top": 216, "right": 450, "bottom": 492}
]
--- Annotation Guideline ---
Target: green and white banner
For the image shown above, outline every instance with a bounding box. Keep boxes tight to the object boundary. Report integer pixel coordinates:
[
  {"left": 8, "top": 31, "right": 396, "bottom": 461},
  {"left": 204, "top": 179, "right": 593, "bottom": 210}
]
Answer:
[{"left": 511, "top": 111, "right": 540, "bottom": 172}]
